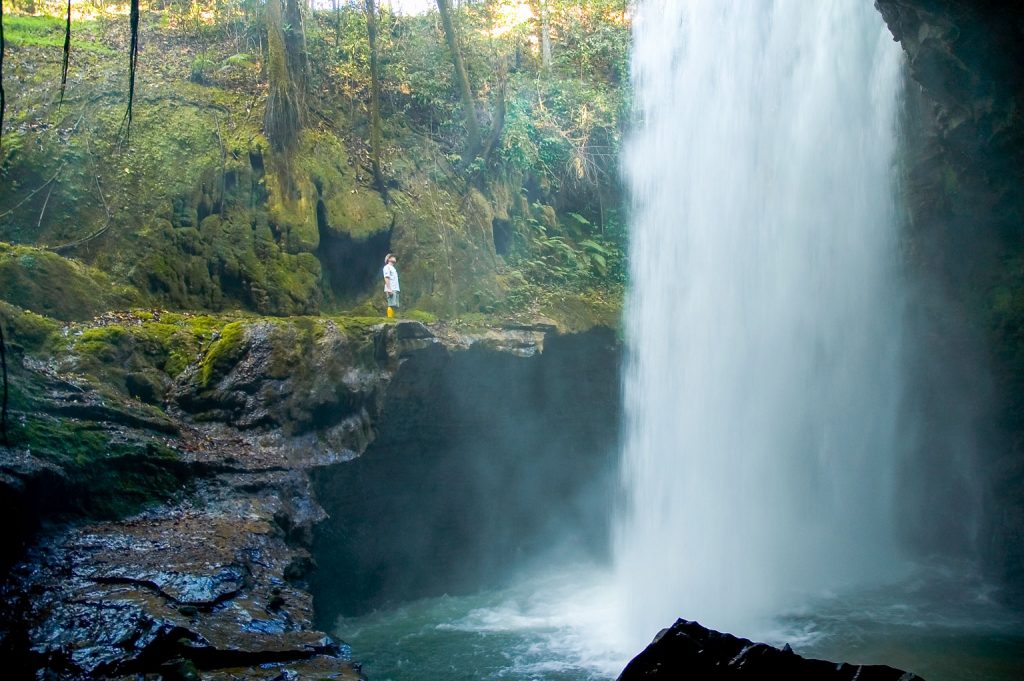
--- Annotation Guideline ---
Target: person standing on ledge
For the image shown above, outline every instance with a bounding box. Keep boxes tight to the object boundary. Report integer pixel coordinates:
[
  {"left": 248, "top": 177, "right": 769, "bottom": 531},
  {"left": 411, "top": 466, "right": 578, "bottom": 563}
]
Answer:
[{"left": 383, "top": 253, "right": 400, "bottom": 317}]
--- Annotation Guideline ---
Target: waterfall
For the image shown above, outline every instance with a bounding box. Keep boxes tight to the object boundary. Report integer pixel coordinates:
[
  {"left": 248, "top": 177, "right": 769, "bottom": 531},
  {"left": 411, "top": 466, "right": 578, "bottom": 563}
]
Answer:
[{"left": 614, "top": 0, "right": 908, "bottom": 647}]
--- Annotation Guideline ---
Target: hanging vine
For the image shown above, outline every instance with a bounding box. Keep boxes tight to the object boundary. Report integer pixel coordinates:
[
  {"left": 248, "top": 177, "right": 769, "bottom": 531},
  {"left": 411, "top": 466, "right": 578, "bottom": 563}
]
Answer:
[
  {"left": 59, "top": 0, "right": 71, "bottom": 109},
  {"left": 122, "top": 0, "right": 140, "bottom": 137},
  {"left": 1, "top": 1, "right": 6, "bottom": 151}
]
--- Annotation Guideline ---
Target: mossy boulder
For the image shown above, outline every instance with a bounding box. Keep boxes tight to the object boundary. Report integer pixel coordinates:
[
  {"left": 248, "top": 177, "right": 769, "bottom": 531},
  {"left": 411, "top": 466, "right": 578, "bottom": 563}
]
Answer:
[
  {"left": 0, "top": 301, "right": 60, "bottom": 353},
  {"left": 55, "top": 312, "right": 234, "bottom": 402},
  {"left": 0, "top": 243, "right": 140, "bottom": 320},
  {"left": 263, "top": 130, "right": 392, "bottom": 249},
  {"left": 137, "top": 216, "right": 321, "bottom": 316},
  {"left": 7, "top": 413, "right": 190, "bottom": 521},
  {"left": 175, "top": 316, "right": 385, "bottom": 437}
]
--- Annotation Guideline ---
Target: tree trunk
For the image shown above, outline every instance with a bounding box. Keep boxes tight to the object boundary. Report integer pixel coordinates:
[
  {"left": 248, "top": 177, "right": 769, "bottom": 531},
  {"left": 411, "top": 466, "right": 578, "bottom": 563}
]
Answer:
[
  {"left": 435, "top": 0, "right": 482, "bottom": 161},
  {"left": 540, "top": 0, "right": 552, "bottom": 70},
  {"left": 1, "top": 0, "right": 6, "bottom": 151},
  {"left": 264, "top": 0, "right": 305, "bottom": 152},
  {"left": 366, "top": 0, "right": 386, "bottom": 195}
]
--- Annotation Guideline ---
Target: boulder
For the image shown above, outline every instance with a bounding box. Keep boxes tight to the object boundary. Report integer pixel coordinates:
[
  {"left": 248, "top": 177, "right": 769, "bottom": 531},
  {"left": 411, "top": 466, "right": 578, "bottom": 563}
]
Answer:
[{"left": 618, "top": 619, "right": 922, "bottom": 681}]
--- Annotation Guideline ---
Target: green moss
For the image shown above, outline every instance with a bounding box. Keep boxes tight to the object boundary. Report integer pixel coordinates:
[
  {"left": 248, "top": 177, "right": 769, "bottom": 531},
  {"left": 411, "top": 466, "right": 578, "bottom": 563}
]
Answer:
[
  {"left": 75, "top": 326, "right": 134, "bottom": 364},
  {"left": 59, "top": 312, "right": 242, "bottom": 395},
  {"left": 11, "top": 414, "right": 188, "bottom": 520},
  {"left": 4, "top": 14, "right": 113, "bottom": 54},
  {"left": 197, "top": 321, "right": 248, "bottom": 387},
  {"left": 326, "top": 315, "right": 391, "bottom": 336},
  {"left": 130, "top": 321, "right": 209, "bottom": 378},
  {"left": 0, "top": 243, "right": 140, "bottom": 320},
  {"left": 403, "top": 309, "right": 438, "bottom": 324},
  {"left": 15, "top": 415, "right": 114, "bottom": 467},
  {"left": 0, "top": 301, "right": 60, "bottom": 353},
  {"left": 539, "top": 288, "right": 622, "bottom": 333}
]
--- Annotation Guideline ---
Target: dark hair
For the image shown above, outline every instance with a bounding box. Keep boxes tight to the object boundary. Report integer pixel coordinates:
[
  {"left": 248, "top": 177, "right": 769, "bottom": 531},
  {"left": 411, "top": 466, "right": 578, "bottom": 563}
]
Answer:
[{"left": 384, "top": 253, "right": 394, "bottom": 263}]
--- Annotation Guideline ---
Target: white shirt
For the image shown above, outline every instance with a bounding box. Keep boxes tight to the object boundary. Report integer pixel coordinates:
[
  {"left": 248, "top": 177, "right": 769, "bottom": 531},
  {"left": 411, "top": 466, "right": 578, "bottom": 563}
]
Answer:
[{"left": 383, "top": 263, "right": 400, "bottom": 292}]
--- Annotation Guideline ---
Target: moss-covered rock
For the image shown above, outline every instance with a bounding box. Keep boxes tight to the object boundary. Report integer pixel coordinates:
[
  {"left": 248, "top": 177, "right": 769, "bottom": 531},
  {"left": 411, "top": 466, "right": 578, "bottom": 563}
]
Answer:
[
  {"left": 385, "top": 158, "right": 504, "bottom": 316},
  {"left": 0, "top": 301, "right": 60, "bottom": 353},
  {"left": 175, "top": 316, "right": 387, "bottom": 436},
  {"left": 0, "top": 243, "right": 140, "bottom": 320},
  {"left": 7, "top": 412, "right": 190, "bottom": 521},
  {"left": 197, "top": 320, "right": 248, "bottom": 388}
]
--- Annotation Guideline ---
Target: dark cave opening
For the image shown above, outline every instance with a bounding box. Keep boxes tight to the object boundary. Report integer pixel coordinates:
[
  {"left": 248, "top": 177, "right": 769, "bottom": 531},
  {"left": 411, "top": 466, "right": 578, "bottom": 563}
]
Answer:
[
  {"left": 309, "top": 328, "right": 622, "bottom": 627},
  {"left": 315, "top": 199, "right": 392, "bottom": 305},
  {"left": 493, "top": 218, "right": 513, "bottom": 256}
]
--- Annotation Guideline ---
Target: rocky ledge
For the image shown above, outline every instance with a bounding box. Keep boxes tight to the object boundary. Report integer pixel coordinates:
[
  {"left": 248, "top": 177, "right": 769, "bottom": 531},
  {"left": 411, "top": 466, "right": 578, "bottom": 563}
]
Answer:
[
  {"left": 0, "top": 315, "right": 571, "bottom": 679},
  {"left": 619, "top": 619, "right": 922, "bottom": 681}
]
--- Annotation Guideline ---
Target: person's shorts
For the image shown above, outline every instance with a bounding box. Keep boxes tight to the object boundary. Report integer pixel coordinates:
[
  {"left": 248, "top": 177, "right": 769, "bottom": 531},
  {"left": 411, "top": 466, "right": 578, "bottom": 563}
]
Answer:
[{"left": 386, "top": 291, "right": 400, "bottom": 307}]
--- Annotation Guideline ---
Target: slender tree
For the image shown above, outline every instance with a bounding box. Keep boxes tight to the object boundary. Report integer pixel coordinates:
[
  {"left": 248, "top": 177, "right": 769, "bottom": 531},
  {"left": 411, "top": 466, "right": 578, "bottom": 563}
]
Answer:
[
  {"left": 365, "top": 0, "right": 386, "bottom": 195},
  {"left": 59, "top": 0, "right": 71, "bottom": 109},
  {"left": 539, "top": 0, "right": 552, "bottom": 70},
  {"left": 264, "top": 0, "right": 306, "bottom": 152},
  {"left": 122, "top": 0, "right": 140, "bottom": 137},
  {"left": 1, "top": 2, "right": 6, "bottom": 150},
  {"left": 436, "top": 0, "right": 481, "bottom": 160}
]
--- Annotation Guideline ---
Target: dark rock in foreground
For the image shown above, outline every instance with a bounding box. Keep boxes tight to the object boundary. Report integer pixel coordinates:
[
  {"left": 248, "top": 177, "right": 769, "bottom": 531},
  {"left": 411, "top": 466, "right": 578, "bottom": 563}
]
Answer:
[{"left": 618, "top": 619, "right": 923, "bottom": 681}]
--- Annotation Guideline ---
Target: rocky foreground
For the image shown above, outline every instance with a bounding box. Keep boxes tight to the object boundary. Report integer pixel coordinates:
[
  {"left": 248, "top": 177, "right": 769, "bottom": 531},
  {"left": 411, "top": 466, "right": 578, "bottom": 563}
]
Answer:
[
  {"left": 0, "top": 316, "right": 562, "bottom": 679},
  {"left": 0, "top": 312, "right": 922, "bottom": 680}
]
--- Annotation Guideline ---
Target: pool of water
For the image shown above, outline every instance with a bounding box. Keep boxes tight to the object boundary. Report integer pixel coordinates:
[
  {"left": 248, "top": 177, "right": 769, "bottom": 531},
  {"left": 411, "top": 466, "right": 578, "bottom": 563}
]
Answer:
[
  {"left": 771, "top": 567, "right": 1024, "bottom": 681},
  {"left": 332, "top": 566, "right": 1024, "bottom": 681},
  {"left": 333, "top": 569, "right": 627, "bottom": 681}
]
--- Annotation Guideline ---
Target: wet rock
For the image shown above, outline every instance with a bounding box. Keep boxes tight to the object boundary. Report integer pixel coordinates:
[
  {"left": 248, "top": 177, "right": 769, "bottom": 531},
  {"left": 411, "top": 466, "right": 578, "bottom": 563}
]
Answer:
[
  {"left": 618, "top": 619, "right": 923, "bottom": 681},
  {"left": 874, "top": 0, "right": 1024, "bottom": 601},
  {"left": 173, "top": 320, "right": 390, "bottom": 441},
  {"left": 1, "top": 315, "right": 617, "bottom": 679},
  {"left": 5, "top": 501, "right": 363, "bottom": 680}
]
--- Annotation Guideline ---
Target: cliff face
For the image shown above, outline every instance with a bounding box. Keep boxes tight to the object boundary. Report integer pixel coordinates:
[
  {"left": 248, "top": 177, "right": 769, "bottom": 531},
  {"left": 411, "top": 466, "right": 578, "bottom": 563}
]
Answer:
[
  {"left": 875, "top": 1, "right": 1024, "bottom": 598},
  {"left": 310, "top": 326, "right": 621, "bottom": 624},
  {"left": 0, "top": 314, "right": 621, "bottom": 679}
]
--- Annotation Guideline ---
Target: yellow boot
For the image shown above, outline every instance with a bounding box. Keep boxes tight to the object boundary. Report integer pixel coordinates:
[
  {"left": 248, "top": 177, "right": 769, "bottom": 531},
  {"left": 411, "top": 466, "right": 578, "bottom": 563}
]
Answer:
[{"left": 387, "top": 306, "right": 394, "bottom": 318}]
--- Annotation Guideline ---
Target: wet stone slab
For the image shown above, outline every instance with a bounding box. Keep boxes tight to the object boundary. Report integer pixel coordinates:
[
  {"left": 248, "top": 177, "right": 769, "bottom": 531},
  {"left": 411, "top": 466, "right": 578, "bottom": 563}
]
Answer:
[{"left": 8, "top": 500, "right": 363, "bottom": 680}]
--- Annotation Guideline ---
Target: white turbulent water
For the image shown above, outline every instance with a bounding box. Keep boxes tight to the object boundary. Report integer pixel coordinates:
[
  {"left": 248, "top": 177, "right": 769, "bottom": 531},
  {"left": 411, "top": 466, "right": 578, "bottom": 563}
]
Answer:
[{"left": 614, "top": 0, "right": 909, "bottom": 648}]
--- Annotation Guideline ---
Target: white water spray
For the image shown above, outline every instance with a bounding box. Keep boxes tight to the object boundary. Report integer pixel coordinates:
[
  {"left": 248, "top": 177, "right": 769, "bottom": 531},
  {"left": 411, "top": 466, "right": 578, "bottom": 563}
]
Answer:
[{"left": 614, "top": 0, "right": 908, "bottom": 647}]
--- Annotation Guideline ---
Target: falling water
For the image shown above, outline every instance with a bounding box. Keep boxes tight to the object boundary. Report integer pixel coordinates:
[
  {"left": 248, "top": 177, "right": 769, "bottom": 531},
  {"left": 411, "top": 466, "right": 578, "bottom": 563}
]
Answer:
[{"left": 615, "top": 0, "right": 908, "bottom": 647}]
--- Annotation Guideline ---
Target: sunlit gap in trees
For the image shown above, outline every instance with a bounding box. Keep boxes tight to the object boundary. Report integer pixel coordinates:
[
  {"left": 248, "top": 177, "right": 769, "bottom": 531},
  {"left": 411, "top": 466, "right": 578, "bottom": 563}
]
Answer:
[
  {"left": 314, "top": 0, "right": 537, "bottom": 38},
  {"left": 309, "top": 0, "right": 431, "bottom": 14},
  {"left": 10, "top": 0, "right": 126, "bottom": 21}
]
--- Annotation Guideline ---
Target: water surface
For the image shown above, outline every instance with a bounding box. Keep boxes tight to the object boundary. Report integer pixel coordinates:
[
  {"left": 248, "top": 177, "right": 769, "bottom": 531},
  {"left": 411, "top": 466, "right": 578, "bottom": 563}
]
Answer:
[{"left": 335, "top": 567, "right": 1024, "bottom": 681}]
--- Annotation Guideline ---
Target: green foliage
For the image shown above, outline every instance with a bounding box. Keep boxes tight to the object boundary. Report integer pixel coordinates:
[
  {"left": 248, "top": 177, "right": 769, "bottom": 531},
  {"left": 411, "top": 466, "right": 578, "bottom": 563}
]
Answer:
[
  {"left": 190, "top": 52, "right": 217, "bottom": 83},
  {"left": 1, "top": 0, "right": 629, "bottom": 328}
]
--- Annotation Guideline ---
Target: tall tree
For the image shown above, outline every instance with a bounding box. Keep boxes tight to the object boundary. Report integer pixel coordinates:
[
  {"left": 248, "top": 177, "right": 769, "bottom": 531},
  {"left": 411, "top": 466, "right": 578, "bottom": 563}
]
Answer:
[
  {"left": 365, "top": 0, "right": 385, "bottom": 195},
  {"left": 264, "top": 0, "right": 308, "bottom": 152},
  {"left": 539, "top": 0, "right": 552, "bottom": 70},
  {"left": 1, "top": 1, "right": 6, "bottom": 150},
  {"left": 435, "top": 0, "right": 481, "bottom": 161}
]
